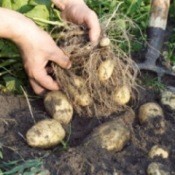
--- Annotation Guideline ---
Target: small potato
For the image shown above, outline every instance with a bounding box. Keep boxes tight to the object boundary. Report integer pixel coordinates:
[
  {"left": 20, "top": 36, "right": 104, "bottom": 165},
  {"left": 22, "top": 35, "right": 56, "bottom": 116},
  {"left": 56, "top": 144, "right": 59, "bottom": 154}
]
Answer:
[
  {"left": 98, "top": 59, "right": 114, "bottom": 82},
  {"left": 147, "top": 162, "right": 170, "bottom": 175},
  {"left": 72, "top": 76, "right": 85, "bottom": 88},
  {"left": 100, "top": 37, "right": 110, "bottom": 47},
  {"left": 89, "top": 119, "right": 130, "bottom": 152},
  {"left": 161, "top": 90, "right": 175, "bottom": 110},
  {"left": 113, "top": 86, "right": 131, "bottom": 105},
  {"left": 44, "top": 91, "right": 73, "bottom": 125},
  {"left": 26, "top": 119, "right": 65, "bottom": 148},
  {"left": 149, "top": 145, "right": 169, "bottom": 159},
  {"left": 138, "top": 102, "right": 164, "bottom": 124},
  {"left": 75, "top": 92, "right": 92, "bottom": 106},
  {"left": 68, "top": 84, "right": 92, "bottom": 107}
]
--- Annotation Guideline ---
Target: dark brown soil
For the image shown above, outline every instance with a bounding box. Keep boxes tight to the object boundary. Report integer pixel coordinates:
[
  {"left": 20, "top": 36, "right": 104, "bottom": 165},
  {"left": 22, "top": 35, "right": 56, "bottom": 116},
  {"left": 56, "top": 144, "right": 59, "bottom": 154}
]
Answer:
[{"left": 0, "top": 85, "right": 175, "bottom": 175}]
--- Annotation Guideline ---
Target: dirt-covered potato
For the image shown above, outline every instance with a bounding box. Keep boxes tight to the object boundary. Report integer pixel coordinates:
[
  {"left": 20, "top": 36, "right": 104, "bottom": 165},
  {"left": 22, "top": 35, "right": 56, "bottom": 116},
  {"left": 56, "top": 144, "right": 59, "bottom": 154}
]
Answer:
[
  {"left": 161, "top": 90, "right": 175, "bottom": 110},
  {"left": 148, "top": 145, "right": 169, "bottom": 159},
  {"left": 147, "top": 162, "right": 170, "bottom": 175},
  {"left": 44, "top": 91, "right": 73, "bottom": 125},
  {"left": 89, "top": 118, "right": 131, "bottom": 152},
  {"left": 138, "top": 102, "right": 164, "bottom": 124},
  {"left": 74, "top": 92, "right": 92, "bottom": 106},
  {"left": 26, "top": 119, "right": 65, "bottom": 148},
  {"left": 98, "top": 59, "right": 114, "bottom": 82},
  {"left": 113, "top": 86, "right": 131, "bottom": 105}
]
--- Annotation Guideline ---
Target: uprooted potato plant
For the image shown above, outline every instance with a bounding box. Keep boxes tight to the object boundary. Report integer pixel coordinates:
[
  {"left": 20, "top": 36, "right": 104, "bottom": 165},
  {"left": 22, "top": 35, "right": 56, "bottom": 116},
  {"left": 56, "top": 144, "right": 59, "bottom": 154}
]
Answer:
[{"left": 51, "top": 14, "right": 139, "bottom": 118}]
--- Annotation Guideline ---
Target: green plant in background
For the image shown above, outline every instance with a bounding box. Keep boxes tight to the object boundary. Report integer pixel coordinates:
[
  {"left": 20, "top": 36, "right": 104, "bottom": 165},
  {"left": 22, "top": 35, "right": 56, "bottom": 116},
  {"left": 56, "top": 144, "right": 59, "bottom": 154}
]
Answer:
[
  {"left": 141, "top": 75, "right": 165, "bottom": 91},
  {"left": 0, "top": 159, "right": 49, "bottom": 175},
  {"left": 86, "top": 0, "right": 150, "bottom": 53}
]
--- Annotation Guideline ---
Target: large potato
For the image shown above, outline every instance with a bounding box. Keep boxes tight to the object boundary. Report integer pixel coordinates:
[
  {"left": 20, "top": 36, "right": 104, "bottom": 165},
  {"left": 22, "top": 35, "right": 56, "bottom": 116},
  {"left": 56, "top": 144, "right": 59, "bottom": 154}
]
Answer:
[
  {"left": 26, "top": 119, "right": 65, "bottom": 148},
  {"left": 113, "top": 86, "right": 131, "bottom": 105},
  {"left": 44, "top": 91, "right": 73, "bottom": 125},
  {"left": 98, "top": 59, "right": 114, "bottom": 82},
  {"left": 89, "top": 119, "right": 131, "bottom": 152}
]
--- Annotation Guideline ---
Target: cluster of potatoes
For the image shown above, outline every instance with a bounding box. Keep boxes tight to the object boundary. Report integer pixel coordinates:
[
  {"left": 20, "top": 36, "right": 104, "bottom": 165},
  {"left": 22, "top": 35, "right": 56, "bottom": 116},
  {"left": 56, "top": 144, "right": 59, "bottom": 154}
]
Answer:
[
  {"left": 26, "top": 88, "right": 132, "bottom": 149},
  {"left": 26, "top": 39, "right": 132, "bottom": 149},
  {"left": 26, "top": 91, "right": 73, "bottom": 148}
]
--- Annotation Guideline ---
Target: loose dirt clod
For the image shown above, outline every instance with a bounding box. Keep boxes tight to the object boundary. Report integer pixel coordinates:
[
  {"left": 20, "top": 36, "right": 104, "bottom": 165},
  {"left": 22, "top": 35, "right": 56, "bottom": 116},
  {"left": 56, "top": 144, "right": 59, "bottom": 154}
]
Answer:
[{"left": 53, "top": 22, "right": 138, "bottom": 117}]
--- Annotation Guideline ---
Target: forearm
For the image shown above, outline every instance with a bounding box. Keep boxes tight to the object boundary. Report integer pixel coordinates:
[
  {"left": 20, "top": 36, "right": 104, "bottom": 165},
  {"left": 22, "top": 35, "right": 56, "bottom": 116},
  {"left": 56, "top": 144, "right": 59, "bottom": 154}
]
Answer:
[{"left": 0, "top": 8, "right": 38, "bottom": 46}]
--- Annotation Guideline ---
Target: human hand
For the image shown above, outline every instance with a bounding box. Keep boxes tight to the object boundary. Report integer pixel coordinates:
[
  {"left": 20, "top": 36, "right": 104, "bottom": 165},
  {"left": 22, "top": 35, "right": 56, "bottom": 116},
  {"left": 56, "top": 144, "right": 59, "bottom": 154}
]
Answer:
[
  {"left": 52, "top": 0, "right": 101, "bottom": 43},
  {"left": 19, "top": 27, "right": 71, "bottom": 95},
  {"left": 0, "top": 8, "right": 71, "bottom": 95}
]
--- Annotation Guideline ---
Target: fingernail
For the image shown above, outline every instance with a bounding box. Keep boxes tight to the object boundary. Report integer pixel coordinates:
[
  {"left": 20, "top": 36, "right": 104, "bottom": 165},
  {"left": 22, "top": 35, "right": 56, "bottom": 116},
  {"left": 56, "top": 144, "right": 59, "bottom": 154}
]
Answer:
[{"left": 67, "top": 61, "right": 72, "bottom": 69}]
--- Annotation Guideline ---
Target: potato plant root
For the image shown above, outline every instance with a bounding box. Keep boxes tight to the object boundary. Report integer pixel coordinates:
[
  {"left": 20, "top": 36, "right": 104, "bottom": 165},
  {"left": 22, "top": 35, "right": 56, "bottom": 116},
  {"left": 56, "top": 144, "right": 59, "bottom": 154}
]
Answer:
[{"left": 53, "top": 22, "right": 138, "bottom": 117}]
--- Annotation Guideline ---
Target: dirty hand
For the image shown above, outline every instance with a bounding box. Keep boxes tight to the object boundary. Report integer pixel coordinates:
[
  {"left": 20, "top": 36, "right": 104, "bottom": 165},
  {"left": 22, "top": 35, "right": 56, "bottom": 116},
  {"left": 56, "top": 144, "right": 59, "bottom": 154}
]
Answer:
[
  {"left": 52, "top": 0, "right": 101, "bottom": 43},
  {"left": 0, "top": 8, "right": 71, "bottom": 95}
]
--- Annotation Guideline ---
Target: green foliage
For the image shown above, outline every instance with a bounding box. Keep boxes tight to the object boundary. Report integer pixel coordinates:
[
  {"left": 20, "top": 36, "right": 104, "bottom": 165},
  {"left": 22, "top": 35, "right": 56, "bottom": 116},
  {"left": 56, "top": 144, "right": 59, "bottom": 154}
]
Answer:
[
  {"left": 86, "top": 0, "right": 150, "bottom": 53},
  {"left": 141, "top": 75, "right": 165, "bottom": 91},
  {"left": 0, "top": 159, "right": 49, "bottom": 175},
  {"left": 86, "top": 0, "right": 150, "bottom": 31}
]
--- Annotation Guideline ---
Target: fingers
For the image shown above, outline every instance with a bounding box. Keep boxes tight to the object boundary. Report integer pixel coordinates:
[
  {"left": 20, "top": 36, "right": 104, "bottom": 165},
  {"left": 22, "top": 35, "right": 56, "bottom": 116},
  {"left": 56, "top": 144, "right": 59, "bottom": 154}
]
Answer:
[
  {"left": 29, "top": 79, "right": 46, "bottom": 95},
  {"left": 50, "top": 47, "right": 71, "bottom": 69},
  {"left": 29, "top": 68, "right": 60, "bottom": 95},
  {"left": 84, "top": 10, "right": 101, "bottom": 43}
]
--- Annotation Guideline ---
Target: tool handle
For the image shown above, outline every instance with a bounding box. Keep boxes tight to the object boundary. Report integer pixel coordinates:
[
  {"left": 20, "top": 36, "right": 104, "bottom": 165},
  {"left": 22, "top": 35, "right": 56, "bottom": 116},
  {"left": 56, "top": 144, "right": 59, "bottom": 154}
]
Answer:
[{"left": 145, "top": 0, "right": 170, "bottom": 64}]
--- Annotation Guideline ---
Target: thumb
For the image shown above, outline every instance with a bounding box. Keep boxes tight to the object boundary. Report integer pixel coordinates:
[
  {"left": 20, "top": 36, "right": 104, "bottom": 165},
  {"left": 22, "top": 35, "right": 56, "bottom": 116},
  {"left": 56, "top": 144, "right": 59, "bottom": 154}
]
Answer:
[{"left": 50, "top": 47, "right": 71, "bottom": 69}]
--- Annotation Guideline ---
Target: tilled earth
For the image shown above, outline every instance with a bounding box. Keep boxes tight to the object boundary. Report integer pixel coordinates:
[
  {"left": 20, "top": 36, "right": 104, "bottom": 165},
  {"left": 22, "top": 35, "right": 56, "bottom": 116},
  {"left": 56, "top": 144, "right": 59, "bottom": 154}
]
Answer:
[{"left": 0, "top": 86, "right": 175, "bottom": 175}]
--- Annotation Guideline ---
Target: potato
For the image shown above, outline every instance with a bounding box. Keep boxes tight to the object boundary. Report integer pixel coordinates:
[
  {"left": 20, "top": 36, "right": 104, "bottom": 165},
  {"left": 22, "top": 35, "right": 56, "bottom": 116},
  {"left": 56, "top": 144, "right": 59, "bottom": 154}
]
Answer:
[
  {"left": 149, "top": 145, "right": 169, "bottom": 159},
  {"left": 113, "top": 86, "right": 131, "bottom": 105},
  {"left": 147, "top": 162, "right": 170, "bottom": 175},
  {"left": 44, "top": 91, "right": 73, "bottom": 125},
  {"left": 161, "top": 90, "right": 175, "bottom": 110},
  {"left": 26, "top": 119, "right": 65, "bottom": 148},
  {"left": 72, "top": 76, "right": 85, "bottom": 88},
  {"left": 89, "top": 119, "right": 130, "bottom": 152},
  {"left": 98, "top": 59, "right": 114, "bottom": 82},
  {"left": 100, "top": 37, "right": 110, "bottom": 47},
  {"left": 138, "top": 102, "right": 164, "bottom": 124},
  {"left": 72, "top": 90, "right": 92, "bottom": 106},
  {"left": 68, "top": 76, "right": 92, "bottom": 106}
]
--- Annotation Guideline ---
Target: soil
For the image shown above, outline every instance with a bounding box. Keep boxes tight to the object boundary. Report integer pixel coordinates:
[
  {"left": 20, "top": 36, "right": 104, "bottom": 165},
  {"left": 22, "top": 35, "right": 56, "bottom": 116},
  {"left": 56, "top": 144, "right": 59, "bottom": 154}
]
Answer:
[
  {"left": 0, "top": 84, "right": 175, "bottom": 175},
  {"left": 1, "top": 17, "right": 175, "bottom": 175}
]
